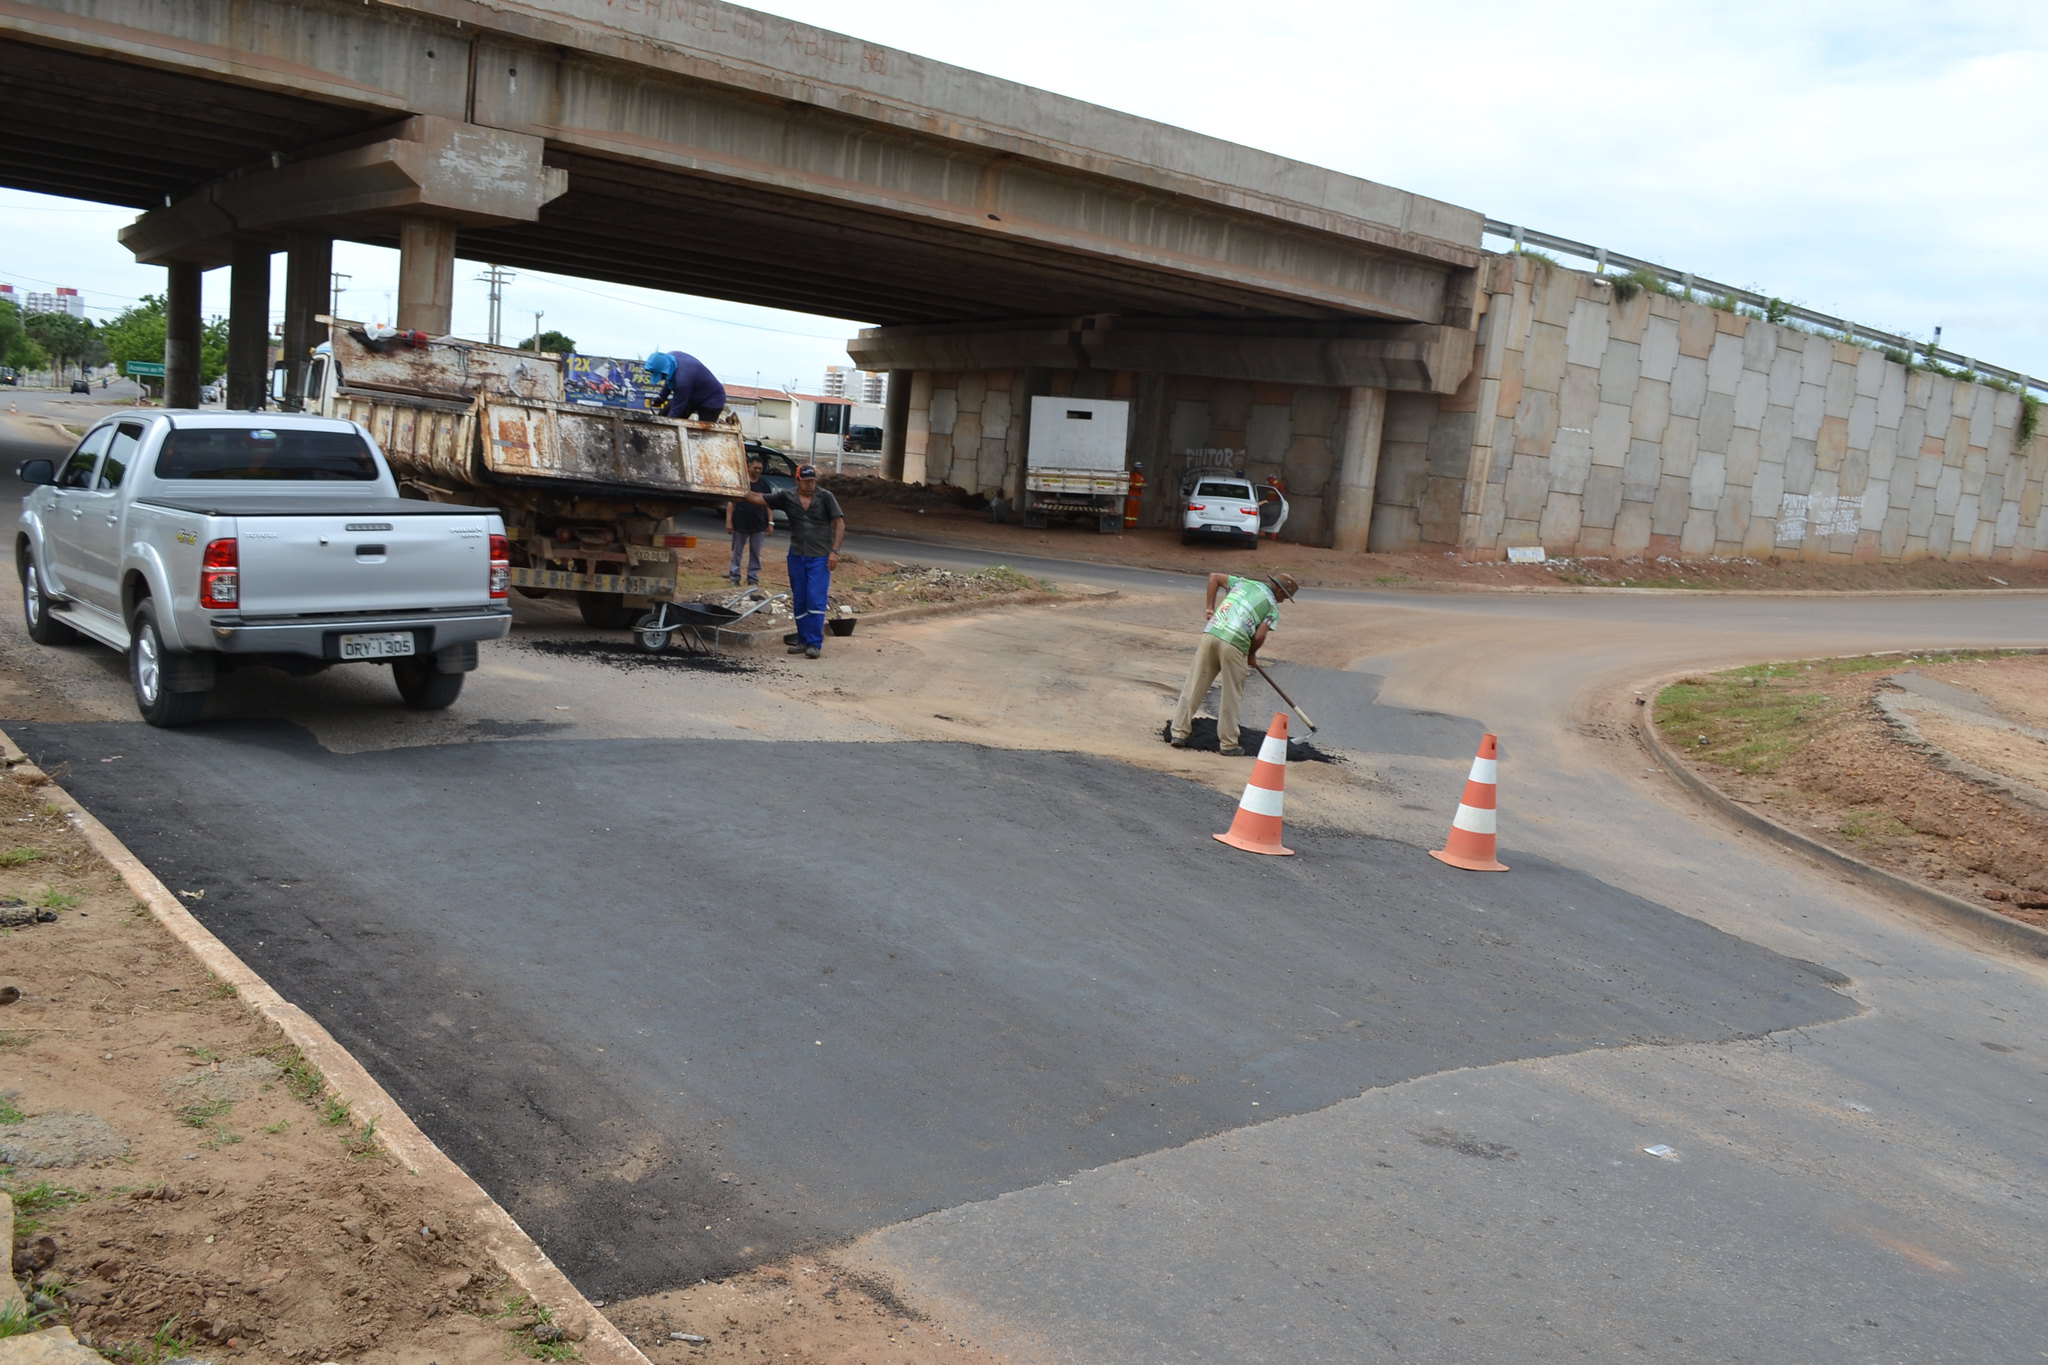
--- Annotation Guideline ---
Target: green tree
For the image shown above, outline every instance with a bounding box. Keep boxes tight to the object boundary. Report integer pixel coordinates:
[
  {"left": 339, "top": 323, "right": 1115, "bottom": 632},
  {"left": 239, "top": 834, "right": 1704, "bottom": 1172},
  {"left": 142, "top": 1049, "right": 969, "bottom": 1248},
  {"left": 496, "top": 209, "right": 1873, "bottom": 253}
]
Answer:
[
  {"left": 516, "top": 329, "right": 577, "bottom": 354},
  {"left": 23, "top": 311, "right": 97, "bottom": 376},
  {"left": 0, "top": 299, "right": 48, "bottom": 371},
  {"left": 99, "top": 294, "right": 232, "bottom": 384}
]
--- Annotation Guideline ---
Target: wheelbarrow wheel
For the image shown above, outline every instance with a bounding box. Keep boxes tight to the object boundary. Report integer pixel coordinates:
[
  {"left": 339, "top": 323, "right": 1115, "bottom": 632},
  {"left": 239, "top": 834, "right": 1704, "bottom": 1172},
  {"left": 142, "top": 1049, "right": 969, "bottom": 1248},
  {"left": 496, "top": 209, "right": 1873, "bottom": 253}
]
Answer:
[{"left": 632, "top": 608, "right": 678, "bottom": 654}]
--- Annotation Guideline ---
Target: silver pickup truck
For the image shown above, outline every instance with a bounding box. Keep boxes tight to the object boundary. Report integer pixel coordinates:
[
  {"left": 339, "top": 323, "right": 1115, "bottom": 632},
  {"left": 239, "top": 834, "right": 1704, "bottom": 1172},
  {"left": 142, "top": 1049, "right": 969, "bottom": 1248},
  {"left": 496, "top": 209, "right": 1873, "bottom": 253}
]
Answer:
[{"left": 16, "top": 411, "right": 512, "bottom": 727}]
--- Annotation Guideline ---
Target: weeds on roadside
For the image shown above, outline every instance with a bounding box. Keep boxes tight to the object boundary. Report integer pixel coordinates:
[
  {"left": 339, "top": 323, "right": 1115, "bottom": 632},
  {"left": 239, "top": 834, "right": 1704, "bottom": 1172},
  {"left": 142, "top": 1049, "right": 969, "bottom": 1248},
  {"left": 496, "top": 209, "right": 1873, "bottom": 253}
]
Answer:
[
  {"left": 0, "top": 1095, "right": 23, "bottom": 1124},
  {"left": 36, "top": 887, "right": 79, "bottom": 910},
  {"left": 494, "top": 1296, "right": 580, "bottom": 1362},
  {"left": 0, "top": 847, "right": 40, "bottom": 868},
  {"left": 100, "top": 1314, "right": 198, "bottom": 1365},
  {"left": 5, "top": 1178, "right": 86, "bottom": 1235},
  {"left": 0, "top": 1299, "right": 58, "bottom": 1340},
  {"left": 176, "top": 1097, "right": 232, "bottom": 1128}
]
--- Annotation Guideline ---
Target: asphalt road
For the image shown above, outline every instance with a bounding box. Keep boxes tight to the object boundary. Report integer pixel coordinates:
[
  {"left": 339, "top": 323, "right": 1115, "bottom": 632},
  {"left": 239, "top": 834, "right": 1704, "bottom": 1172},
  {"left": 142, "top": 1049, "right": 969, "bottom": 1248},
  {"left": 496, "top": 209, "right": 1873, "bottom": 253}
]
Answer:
[{"left": 5, "top": 413, "right": 2046, "bottom": 1362}]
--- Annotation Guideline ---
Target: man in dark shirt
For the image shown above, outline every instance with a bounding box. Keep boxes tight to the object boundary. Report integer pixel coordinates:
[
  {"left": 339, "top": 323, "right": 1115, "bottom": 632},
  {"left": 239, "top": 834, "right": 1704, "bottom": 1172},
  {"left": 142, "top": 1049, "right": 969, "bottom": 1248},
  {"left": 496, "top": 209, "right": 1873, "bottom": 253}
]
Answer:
[
  {"left": 726, "top": 453, "right": 771, "bottom": 585},
  {"left": 644, "top": 349, "right": 727, "bottom": 421},
  {"left": 745, "top": 464, "right": 844, "bottom": 659}
]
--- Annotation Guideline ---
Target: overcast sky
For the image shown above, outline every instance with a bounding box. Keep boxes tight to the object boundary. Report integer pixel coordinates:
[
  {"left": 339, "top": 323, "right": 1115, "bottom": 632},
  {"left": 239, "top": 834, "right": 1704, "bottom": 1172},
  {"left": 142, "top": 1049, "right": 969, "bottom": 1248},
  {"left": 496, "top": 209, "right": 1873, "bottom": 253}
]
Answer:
[{"left": 3, "top": 0, "right": 2043, "bottom": 386}]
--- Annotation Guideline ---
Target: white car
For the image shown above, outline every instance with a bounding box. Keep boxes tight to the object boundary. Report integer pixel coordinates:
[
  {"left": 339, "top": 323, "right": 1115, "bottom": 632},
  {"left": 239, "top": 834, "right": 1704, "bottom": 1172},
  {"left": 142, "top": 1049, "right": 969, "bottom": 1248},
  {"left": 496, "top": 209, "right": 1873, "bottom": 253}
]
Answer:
[{"left": 1180, "top": 470, "right": 1264, "bottom": 547}]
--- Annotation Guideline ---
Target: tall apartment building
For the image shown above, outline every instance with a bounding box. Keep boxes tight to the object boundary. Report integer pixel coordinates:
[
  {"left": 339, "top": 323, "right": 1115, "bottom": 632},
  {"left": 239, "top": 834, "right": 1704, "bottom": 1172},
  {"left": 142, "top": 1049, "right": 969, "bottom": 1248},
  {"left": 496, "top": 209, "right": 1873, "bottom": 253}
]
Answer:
[
  {"left": 3, "top": 285, "right": 86, "bottom": 318},
  {"left": 823, "top": 365, "right": 887, "bottom": 404}
]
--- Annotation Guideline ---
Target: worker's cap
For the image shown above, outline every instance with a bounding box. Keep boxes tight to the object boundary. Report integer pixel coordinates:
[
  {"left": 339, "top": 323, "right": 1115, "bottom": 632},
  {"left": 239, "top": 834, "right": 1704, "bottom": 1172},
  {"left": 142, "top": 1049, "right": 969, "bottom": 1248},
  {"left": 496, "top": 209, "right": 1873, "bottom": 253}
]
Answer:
[
  {"left": 796, "top": 464, "right": 819, "bottom": 478},
  {"left": 1268, "top": 572, "right": 1300, "bottom": 601},
  {"left": 643, "top": 351, "right": 677, "bottom": 377}
]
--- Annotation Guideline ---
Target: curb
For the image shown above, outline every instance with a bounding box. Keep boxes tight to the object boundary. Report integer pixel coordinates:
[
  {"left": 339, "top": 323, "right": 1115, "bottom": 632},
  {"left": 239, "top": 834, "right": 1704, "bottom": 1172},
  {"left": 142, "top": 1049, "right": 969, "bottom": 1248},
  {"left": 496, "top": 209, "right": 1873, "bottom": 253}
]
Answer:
[
  {"left": 0, "top": 729, "right": 650, "bottom": 1365},
  {"left": 1635, "top": 697, "right": 2048, "bottom": 960}
]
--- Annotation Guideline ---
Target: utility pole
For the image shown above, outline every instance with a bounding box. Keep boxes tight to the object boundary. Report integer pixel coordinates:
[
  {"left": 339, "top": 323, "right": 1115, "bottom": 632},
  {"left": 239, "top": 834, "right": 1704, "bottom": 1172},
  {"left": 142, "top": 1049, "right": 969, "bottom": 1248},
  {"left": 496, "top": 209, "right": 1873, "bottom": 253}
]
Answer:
[
  {"left": 531, "top": 311, "right": 544, "bottom": 351},
  {"left": 476, "top": 264, "right": 514, "bottom": 345},
  {"left": 329, "top": 271, "right": 351, "bottom": 318}
]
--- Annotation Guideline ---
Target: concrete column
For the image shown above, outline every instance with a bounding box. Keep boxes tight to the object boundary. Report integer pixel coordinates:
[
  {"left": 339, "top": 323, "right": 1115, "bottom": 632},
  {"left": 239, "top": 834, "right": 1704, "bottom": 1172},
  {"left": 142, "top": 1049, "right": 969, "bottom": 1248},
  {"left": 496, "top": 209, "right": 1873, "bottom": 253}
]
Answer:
[
  {"left": 1331, "top": 385, "right": 1388, "bottom": 552},
  {"left": 280, "top": 233, "right": 332, "bottom": 411},
  {"left": 880, "top": 369, "right": 912, "bottom": 481},
  {"left": 902, "top": 371, "right": 934, "bottom": 485},
  {"left": 163, "top": 261, "right": 202, "bottom": 410},
  {"left": 396, "top": 218, "right": 457, "bottom": 335},
  {"left": 225, "top": 238, "right": 272, "bottom": 410}
]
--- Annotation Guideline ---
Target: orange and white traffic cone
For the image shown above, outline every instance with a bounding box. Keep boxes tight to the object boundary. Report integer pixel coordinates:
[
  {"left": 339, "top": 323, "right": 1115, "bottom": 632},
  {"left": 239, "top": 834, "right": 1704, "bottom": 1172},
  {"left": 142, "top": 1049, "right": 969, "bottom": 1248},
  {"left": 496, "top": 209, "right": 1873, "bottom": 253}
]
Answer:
[
  {"left": 1430, "top": 733, "right": 1507, "bottom": 872},
  {"left": 1214, "top": 712, "right": 1295, "bottom": 856}
]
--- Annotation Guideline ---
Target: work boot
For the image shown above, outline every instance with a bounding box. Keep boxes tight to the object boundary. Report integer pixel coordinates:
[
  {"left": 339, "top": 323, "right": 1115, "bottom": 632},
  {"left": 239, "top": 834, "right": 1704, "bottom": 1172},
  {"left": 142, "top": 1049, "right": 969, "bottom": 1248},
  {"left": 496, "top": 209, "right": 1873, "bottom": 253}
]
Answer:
[
  {"left": 805, "top": 646, "right": 822, "bottom": 659},
  {"left": 787, "top": 643, "right": 807, "bottom": 654},
  {"left": 1168, "top": 732, "right": 1189, "bottom": 748},
  {"left": 1218, "top": 744, "right": 1244, "bottom": 756}
]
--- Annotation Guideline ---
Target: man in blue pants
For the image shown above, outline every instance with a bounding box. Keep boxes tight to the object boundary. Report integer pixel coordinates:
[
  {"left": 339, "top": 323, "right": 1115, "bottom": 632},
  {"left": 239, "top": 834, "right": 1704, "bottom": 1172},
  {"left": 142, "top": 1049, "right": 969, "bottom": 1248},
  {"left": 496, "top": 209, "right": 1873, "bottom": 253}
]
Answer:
[{"left": 745, "top": 464, "right": 844, "bottom": 658}]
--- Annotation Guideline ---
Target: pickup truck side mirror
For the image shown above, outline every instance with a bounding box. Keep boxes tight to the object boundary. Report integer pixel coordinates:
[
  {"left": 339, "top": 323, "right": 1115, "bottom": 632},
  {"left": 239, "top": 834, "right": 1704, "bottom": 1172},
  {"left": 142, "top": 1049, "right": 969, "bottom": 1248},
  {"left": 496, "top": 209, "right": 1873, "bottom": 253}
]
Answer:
[{"left": 16, "top": 459, "right": 55, "bottom": 486}]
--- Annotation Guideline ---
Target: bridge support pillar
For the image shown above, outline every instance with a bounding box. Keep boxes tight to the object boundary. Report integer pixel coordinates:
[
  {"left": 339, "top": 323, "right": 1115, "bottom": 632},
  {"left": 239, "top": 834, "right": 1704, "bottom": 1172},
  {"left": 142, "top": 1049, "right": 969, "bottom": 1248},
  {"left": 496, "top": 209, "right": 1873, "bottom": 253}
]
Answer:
[
  {"left": 397, "top": 218, "right": 457, "bottom": 336},
  {"left": 880, "top": 369, "right": 912, "bottom": 481},
  {"left": 280, "top": 233, "right": 332, "bottom": 411},
  {"left": 1331, "top": 386, "right": 1388, "bottom": 552},
  {"left": 226, "top": 239, "right": 272, "bottom": 410},
  {"left": 163, "top": 261, "right": 202, "bottom": 410}
]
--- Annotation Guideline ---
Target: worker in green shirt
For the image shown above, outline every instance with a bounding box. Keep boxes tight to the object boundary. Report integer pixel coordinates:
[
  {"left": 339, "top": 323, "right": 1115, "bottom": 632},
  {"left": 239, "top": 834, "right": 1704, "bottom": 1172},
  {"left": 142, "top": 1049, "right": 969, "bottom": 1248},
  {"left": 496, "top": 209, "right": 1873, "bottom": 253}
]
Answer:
[{"left": 1169, "top": 571, "right": 1299, "bottom": 754}]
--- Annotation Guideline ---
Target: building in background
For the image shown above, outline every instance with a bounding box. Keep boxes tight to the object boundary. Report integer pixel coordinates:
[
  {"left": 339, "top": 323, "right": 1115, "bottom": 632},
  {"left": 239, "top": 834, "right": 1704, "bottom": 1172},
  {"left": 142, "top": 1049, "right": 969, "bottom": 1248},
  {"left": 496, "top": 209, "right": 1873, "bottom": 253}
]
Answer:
[
  {"left": 823, "top": 365, "right": 888, "bottom": 406},
  {"left": 15, "top": 286, "right": 84, "bottom": 317}
]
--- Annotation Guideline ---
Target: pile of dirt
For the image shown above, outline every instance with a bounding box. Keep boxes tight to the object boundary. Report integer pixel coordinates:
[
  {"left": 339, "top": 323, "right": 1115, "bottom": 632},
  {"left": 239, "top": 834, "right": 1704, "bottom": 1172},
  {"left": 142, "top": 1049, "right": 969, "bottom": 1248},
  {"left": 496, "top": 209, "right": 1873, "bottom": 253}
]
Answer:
[
  {"left": 837, "top": 563, "right": 1052, "bottom": 612},
  {"left": 1655, "top": 652, "right": 2048, "bottom": 925}
]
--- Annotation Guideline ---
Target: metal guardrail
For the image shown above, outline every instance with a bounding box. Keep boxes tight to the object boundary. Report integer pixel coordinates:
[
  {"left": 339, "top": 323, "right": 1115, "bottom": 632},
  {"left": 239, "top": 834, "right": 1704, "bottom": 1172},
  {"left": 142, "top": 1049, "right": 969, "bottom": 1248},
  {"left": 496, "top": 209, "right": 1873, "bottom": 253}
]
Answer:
[{"left": 1483, "top": 220, "right": 2047, "bottom": 397}]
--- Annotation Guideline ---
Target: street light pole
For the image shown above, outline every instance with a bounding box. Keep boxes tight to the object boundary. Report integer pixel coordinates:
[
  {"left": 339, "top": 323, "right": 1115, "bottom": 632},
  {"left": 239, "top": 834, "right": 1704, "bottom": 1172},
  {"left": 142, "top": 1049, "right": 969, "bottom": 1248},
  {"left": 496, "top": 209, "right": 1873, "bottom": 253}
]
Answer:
[{"left": 532, "top": 311, "right": 544, "bottom": 351}]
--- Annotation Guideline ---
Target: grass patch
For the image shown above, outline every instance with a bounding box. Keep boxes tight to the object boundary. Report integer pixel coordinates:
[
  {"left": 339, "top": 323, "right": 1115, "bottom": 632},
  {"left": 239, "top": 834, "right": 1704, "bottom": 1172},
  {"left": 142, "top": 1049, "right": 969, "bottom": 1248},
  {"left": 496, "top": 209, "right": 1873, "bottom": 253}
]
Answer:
[
  {"left": 36, "top": 887, "right": 79, "bottom": 910},
  {"left": 495, "top": 1295, "right": 580, "bottom": 1362},
  {"left": 176, "top": 1097, "right": 232, "bottom": 1128},
  {"left": 6, "top": 1178, "right": 86, "bottom": 1235},
  {"left": 0, "top": 1095, "right": 23, "bottom": 1124},
  {"left": 1841, "top": 807, "right": 1914, "bottom": 846},
  {"left": 1657, "top": 651, "right": 2024, "bottom": 774},
  {"left": 0, "top": 847, "right": 41, "bottom": 868},
  {"left": 0, "top": 1299, "right": 58, "bottom": 1340},
  {"left": 972, "top": 564, "right": 1050, "bottom": 594},
  {"left": 100, "top": 1314, "right": 199, "bottom": 1365}
]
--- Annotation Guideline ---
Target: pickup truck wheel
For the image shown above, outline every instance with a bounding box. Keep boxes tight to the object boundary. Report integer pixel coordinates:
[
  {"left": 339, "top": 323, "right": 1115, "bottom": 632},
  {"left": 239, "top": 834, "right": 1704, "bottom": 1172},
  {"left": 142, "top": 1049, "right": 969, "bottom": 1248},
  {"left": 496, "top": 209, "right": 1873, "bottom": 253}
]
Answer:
[
  {"left": 19, "top": 555, "right": 78, "bottom": 645},
  {"left": 129, "top": 601, "right": 207, "bottom": 728},
  {"left": 576, "top": 592, "right": 641, "bottom": 630},
  {"left": 392, "top": 656, "right": 465, "bottom": 709}
]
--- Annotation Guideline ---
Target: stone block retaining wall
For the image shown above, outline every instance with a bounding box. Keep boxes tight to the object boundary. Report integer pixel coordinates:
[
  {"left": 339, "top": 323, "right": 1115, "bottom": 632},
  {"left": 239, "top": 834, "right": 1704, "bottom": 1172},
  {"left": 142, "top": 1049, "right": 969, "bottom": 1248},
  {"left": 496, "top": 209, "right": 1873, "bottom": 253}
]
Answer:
[{"left": 1451, "top": 255, "right": 2046, "bottom": 562}]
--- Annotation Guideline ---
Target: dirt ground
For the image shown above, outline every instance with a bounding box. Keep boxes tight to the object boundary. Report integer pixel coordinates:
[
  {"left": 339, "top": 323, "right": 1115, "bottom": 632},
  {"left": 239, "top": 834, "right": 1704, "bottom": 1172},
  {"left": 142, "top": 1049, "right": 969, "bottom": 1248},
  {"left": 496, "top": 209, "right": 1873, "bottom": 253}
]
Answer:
[
  {"left": 1654, "top": 652, "right": 2048, "bottom": 928},
  {"left": 825, "top": 474, "right": 2048, "bottom": 594}
]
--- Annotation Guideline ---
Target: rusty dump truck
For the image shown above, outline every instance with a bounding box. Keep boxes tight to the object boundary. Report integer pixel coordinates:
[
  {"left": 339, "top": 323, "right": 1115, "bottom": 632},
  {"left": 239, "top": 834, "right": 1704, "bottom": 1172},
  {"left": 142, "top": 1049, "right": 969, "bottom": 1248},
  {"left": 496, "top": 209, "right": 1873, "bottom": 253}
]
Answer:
[{"left": 292, "top": 320, "right": 748, "bottom": 628}]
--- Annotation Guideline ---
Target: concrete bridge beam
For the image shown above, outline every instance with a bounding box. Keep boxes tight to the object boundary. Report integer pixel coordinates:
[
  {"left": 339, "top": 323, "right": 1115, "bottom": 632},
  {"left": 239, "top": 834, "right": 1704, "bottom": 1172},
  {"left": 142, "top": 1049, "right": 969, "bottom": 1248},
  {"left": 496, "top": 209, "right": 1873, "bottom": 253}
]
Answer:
[{"left": 118, "top": 117, "right": 566, "bottom": 270}]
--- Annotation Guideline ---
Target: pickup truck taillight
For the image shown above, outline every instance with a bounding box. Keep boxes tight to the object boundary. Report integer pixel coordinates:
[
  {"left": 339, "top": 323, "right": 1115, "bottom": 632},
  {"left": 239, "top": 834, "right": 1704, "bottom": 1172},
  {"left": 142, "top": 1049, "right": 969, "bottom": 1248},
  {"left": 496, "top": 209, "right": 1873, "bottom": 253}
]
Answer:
[
  {"left": 199, "top": 539, "right": 238, "bottom": 609},
  {"left": 489, "top": 533, "right": 509, "bottom": 599}
]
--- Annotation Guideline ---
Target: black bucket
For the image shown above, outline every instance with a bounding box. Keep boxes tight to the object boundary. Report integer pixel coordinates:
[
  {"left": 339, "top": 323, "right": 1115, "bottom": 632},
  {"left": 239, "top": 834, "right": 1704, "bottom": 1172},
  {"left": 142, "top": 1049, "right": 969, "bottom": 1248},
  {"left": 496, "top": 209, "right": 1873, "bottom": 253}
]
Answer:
[{"left": 826, "top": 617, "right": 858, "bottom": 637}]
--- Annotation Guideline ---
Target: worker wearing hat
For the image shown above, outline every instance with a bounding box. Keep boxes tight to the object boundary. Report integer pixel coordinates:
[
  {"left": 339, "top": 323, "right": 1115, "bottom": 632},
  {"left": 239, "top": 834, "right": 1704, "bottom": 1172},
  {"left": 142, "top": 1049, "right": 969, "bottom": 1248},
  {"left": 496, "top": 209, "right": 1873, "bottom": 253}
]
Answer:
[
  {"left": 1169, "top": 571, "right": 1299, "bottom": 754},
  {"left": 643, "top": 349, "right": 728, "bottom": 421}
]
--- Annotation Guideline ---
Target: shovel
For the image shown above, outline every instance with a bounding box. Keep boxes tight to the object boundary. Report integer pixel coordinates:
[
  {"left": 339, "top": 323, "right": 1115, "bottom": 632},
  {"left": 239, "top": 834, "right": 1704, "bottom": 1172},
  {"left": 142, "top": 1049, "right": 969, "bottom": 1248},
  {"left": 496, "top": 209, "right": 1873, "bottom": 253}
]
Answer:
[{"left": 1251, "top": 661, "right": 1317, "bottom": 733}]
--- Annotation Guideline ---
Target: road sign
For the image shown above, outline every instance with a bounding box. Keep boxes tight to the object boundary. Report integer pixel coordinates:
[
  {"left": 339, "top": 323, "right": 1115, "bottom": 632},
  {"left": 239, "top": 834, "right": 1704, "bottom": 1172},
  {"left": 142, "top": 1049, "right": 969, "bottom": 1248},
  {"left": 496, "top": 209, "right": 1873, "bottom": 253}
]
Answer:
[{"left": 125, "top": 361, "right": 166, "bottom": 377}]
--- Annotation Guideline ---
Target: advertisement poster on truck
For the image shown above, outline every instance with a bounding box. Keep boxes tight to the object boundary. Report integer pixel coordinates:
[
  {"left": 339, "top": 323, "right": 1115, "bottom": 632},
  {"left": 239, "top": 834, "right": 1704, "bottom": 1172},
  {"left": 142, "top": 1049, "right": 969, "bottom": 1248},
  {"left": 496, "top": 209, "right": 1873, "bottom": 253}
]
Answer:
[{"left": 564, "top": 353, "right": 660, "bottom": 410}]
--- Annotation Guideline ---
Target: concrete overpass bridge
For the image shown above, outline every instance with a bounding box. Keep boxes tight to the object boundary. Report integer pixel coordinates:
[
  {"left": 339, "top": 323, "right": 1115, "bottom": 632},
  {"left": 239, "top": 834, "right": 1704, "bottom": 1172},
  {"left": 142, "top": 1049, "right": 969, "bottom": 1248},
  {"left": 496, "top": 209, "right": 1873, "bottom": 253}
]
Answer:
[{"left": 0, "top": 0, "right": 1484, "bottom": 549}]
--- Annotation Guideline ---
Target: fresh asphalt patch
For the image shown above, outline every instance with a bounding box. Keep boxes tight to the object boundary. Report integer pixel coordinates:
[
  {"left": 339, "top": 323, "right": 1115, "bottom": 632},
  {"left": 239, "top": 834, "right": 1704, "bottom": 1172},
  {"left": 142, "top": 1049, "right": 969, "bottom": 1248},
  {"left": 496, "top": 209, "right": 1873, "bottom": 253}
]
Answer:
[
  {"left": 505, "top": 636, "right": 787, "bottom": 675},
  {"left": 1156, "top": 718, "right": 1343, "bottom": 764},
  {"left": 10, "top": 721, "right": 1856, "bottom": 1301}
]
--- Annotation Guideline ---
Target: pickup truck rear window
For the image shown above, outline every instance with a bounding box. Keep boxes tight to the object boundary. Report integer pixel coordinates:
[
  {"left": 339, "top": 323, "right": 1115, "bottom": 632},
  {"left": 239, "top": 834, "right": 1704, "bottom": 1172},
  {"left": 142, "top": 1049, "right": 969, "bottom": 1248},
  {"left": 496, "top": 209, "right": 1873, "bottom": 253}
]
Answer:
[{"left": 156, "top": 428, "right": 379, "bottom": 481}]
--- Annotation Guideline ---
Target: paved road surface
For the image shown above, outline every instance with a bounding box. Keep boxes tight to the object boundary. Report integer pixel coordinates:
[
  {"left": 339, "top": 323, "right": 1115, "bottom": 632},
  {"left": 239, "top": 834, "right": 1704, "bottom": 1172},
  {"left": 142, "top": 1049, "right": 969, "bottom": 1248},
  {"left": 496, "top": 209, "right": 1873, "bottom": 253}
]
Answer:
[{"left": 4, "top": 414, "right": 2044, "bottom": 1362}]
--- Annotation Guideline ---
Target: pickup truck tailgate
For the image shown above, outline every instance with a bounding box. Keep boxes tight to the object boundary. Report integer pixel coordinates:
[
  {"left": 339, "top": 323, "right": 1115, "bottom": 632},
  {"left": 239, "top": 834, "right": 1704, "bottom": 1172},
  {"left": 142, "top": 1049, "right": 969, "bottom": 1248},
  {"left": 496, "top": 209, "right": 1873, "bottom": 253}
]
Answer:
[{"left": 233, "top": 513, "right": 495, "bottom": 614}]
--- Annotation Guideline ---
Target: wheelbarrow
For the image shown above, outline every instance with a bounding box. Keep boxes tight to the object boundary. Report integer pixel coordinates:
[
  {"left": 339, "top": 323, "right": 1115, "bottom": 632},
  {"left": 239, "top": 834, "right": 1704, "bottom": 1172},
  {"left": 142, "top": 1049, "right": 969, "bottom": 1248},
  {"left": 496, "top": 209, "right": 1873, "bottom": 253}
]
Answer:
[{"left": 633, "top": 591, "right": 789, "bottom": 655}]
